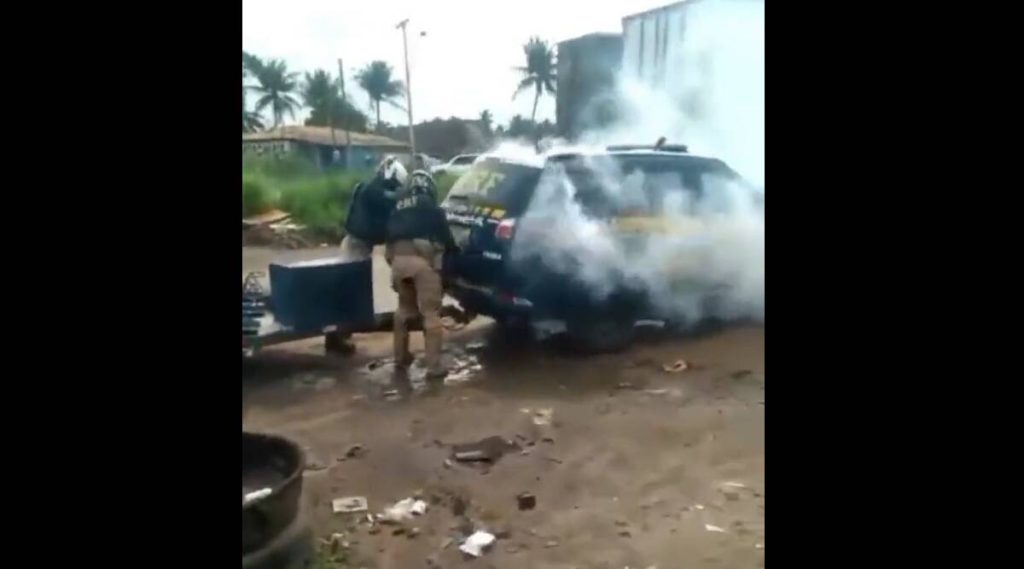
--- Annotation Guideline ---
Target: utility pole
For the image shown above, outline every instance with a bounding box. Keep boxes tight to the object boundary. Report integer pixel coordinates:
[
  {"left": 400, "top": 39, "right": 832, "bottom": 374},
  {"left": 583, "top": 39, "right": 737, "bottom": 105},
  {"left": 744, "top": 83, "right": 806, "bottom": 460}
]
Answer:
[
  {"left": 337, "top": 58, "right": 352, "bottom": 169},
  {"left": 396, "top": 18, "right": 417, "bottom": 163}
]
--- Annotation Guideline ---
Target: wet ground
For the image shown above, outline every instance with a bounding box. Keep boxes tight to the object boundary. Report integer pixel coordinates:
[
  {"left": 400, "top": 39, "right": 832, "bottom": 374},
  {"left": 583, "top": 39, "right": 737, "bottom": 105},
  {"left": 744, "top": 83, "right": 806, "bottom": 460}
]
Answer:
[{"left": 243, "top": 247, "right": 765, "bottom": 568}]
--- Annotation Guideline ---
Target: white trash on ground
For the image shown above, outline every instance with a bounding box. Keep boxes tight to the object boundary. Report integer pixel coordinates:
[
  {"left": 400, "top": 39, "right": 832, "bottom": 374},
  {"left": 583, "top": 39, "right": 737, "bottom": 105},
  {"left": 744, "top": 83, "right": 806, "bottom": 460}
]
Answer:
[
  {"left": 459, "top": 531, "right": 496, "bottom": 557},
  {"left": 378, "top": 497, "right": 429, "bottom": 522},
  {"left": 331, "top": 496, "right": 368, "bottom": 514}
]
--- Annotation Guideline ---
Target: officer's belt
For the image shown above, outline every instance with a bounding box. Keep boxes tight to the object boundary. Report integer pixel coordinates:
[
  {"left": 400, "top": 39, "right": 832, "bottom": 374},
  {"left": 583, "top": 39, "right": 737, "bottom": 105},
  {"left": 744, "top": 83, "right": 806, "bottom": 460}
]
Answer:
[{"left": 389, "top": 239, "right": 437, "bottom": 260}]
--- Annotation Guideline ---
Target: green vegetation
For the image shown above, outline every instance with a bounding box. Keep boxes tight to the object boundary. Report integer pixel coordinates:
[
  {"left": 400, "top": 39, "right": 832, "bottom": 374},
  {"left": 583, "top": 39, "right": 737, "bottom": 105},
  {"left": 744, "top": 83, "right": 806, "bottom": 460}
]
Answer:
[
  {"left": 242, "top": 154, "right": 460, "bottom": 241},
  {"left": 308, "top": 540, "right": 351, "bottom": 568}
]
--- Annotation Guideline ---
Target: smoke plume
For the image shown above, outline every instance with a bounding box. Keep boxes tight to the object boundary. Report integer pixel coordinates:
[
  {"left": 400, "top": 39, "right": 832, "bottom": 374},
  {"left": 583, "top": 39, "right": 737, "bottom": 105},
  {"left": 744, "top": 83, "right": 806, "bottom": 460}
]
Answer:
[{"left": 491, "top": 0, "right": 765, "bottom": 326}]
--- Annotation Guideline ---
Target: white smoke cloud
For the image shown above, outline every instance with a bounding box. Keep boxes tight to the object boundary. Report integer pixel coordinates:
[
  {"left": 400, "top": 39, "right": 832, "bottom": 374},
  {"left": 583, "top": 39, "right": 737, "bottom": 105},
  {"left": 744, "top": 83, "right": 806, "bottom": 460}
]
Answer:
[{"left": 484, "top": 0, "right": 765, "bottom": 327}]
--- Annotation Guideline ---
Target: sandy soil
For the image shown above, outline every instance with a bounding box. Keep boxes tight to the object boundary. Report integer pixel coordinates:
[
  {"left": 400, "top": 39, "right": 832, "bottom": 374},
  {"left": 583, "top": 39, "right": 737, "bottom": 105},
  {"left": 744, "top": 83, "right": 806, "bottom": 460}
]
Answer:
[{"left": 243, "top": 247, "right": 765, "bottom": 568}]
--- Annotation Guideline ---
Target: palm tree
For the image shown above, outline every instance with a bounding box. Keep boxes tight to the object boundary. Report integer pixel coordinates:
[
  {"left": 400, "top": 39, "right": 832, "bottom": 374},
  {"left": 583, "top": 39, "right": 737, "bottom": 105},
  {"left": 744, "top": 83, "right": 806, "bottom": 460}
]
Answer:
[
  {"left": 299, "top": 69, "right": 371, "bottom": 133},
  {"left": 513, "top": 37, "right": 557, "bottom": 123},
  {"left": 356, "top": 61, "right": 405, "bottom": 131},
  {"left": 243, "top": 51, "right": 264, "bottom": 78},
  {"left": 242, "top": 51, "right": 266, "bottom": 132},
  {"left": 479, "top": 110, "right": 494, "bottom": 134},
  {"left": 302, "top": 69, "right": 336, "bottom": 113},
  {"left": 242, "top": 86, "right": 265, "bottom": 133},
  {"left": 252, "top": 59, "right": 300, "bottom": 128}
]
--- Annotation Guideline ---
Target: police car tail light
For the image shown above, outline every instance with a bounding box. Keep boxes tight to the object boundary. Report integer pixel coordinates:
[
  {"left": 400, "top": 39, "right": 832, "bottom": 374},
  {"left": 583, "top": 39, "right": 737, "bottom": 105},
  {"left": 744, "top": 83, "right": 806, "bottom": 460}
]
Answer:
[{"left": 495, "top": 218, "right": 516, "bottom": 240}]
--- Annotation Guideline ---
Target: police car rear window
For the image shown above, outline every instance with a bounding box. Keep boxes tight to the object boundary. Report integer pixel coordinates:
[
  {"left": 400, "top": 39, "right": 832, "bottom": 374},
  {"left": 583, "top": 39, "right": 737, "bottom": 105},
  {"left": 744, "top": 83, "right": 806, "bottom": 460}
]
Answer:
[
  {"left": 446, "top": 160, "right": 541, "bottom": 215},
  {"left": 555, "top": 154, "right": 746, "bottom": 216}
]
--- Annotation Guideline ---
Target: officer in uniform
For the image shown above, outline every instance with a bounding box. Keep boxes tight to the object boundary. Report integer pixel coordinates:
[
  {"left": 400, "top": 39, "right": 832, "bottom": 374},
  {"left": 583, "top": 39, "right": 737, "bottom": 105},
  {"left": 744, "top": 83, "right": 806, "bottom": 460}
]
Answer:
[
  {"left": 340, "top": 156, "right": 407, "bottom": 261},
  {"left": 385, "top": 170, "right": 458, "bottom": 379},
  {"left": 329, "top": 156, "right": 407, "bottom": 355}
]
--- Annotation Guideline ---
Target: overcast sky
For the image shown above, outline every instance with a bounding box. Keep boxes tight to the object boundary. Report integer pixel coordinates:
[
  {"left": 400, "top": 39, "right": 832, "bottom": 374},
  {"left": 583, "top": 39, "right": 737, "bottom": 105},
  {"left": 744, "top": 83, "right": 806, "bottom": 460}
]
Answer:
[{"left": 243, "top": 0, "right": 671, "bottom": 128}]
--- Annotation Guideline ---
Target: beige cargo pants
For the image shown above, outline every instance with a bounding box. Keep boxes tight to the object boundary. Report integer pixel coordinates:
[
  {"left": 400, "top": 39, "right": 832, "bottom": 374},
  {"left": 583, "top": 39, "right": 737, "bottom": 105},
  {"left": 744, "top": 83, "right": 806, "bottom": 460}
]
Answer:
[{"left": 389, "top": 240, "right": 445, "bottom": 376}]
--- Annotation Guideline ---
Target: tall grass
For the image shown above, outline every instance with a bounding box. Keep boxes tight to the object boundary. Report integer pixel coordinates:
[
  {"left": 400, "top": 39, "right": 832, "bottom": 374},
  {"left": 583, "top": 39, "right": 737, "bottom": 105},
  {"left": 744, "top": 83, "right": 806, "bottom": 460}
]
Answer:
[{"left": 242, "top": 154, "right": 462, "bottom": 241}]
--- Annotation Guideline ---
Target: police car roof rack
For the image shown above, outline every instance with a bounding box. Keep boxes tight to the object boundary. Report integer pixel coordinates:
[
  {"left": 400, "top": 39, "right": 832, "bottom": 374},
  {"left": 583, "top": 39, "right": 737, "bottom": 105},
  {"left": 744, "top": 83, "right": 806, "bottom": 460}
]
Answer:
[{"left": 606, "top": 138, "right": 688, "bottom": 153}]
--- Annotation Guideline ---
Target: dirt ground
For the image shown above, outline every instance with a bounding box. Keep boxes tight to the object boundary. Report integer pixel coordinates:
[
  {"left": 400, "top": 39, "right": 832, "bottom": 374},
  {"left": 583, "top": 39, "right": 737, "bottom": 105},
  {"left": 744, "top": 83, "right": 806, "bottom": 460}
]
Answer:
[{"left": 243, "top": 247, "right": 765, "bottom": 569}]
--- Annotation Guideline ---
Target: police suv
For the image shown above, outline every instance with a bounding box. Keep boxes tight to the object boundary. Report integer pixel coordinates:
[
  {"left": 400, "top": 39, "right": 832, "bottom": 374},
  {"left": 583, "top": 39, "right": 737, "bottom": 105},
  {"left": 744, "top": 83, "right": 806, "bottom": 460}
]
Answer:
[{"left": 440, "top": 143, "right": 760, "bottom": 352}]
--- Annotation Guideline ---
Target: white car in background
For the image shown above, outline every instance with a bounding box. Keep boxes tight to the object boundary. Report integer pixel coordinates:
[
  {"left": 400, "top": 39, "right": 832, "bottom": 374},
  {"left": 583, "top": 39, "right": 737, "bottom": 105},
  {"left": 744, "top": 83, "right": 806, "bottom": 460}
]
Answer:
[
  {"left": 431, "top": 154, "right": 480, "bottom": 177},
  {"left": 416, "top": 153, "right": 443, "bottom": 170}
]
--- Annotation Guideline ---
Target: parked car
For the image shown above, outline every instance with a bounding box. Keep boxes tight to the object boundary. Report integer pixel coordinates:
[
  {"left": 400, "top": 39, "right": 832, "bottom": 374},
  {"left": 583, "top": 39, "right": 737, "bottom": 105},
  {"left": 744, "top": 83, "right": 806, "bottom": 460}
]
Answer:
[
  {"left": 430, "top": 154, "right": 480, "bottom": 177},
  {"left": 415, "top": 153, "right": 442, "bottom": 170},
  {"left": 440, "top": 143, "right": 761, "bottom": 352}
]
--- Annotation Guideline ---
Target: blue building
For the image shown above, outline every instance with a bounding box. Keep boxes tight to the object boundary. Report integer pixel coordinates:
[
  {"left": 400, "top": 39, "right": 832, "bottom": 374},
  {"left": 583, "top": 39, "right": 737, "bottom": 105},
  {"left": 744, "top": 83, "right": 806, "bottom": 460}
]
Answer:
[{"left": 242, "top": 126, "right": 411, "bottom": 170}]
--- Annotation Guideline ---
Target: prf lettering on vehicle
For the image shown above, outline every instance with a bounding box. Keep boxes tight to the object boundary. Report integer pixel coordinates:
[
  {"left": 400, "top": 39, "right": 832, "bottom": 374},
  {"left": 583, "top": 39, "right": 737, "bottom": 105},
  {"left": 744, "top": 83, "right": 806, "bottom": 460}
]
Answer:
[{"left": 445, "top": 196, "right": 507, "bottom": 227}]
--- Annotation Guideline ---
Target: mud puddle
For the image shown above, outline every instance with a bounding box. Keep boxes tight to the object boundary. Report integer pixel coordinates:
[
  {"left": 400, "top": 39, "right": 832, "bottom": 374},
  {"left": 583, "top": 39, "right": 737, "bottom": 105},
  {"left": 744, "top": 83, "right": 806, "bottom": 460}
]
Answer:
[{"left": 355, "top": 345, "right": 487, "bottom": 400}]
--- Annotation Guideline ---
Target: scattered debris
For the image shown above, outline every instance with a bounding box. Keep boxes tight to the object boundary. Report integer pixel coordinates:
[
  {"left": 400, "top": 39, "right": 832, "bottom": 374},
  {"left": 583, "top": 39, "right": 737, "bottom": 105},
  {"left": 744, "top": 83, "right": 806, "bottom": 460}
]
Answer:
[
  {"left": 294, "top": 375, "right": 337, "bottom": 391},
  {"left": 545, "top": 540, "right": 559, "bottom": 548},
  {"left": 340, "top": 444, "right": 366, "bottom": 460},
  {"left": 532, "top": 408, "right": 554, "bottom": 426},
  {"left": 243, "top": 209, "right": 291, "bottom": 227},
  {"left": 663, "top": 360, "right": 689, "bottom": 373},
  {"left": 755, "top": 543, "right": 764, "bottom": 550},
  {"left": 505, "top": 544, "right": 521, "bottom": 554},
  {"left": 466, "top": 341, "right": 487, "bottom": 353},
  {"left": 443, "top": 459, "right": 454, "bottom": 469},
  {"left": 643, "top": 388, "right": 670, "bottom": 395},
  {"left": 459, "top": 531, "right": 496, "bottom": 557},
  {"left": 383, "top": 389, "right": 401, "bottom": 401},
  {"left": 704, "top": 524, "right": 727, "bottom": 533},
  {"left": 723, "top": 491, "right": 740, "bottom": 501},
  {"left": 243, "top": 487, "right": 272, "bottom": 505},
  {"left": 615, "top": 520, "right": 629, "bottom": 527},
  {"left": 517, "top": 493, "right": 537, "bottom": 511},
  {"left": 368, "top": 526, "right": 381, "bottom": 535},
  {"left": 324, "top": 532, "right": 348, "bottom": 553},
  {"left": 694, "top": 504, "right": 705, "bottom": 511},
  {"left": 722, "top": 481, "right": 746, "bottom": 488},
  {"left": 541, "top": 436, "right": 555, "bottom": 444},
  {"left": 379, "top": 498, "right": 429, "bottom": 523},
  {"left": 332, "top": 496, "right": 369, "bottom": 514},
  {"left": 392, "top": 527, "right": 407, "bottom": 536},
  {"left": 730, "top": 369, "right": 754, "bottom": 379},
  {"left": 444, "top": 369, "right": 474, "bottom": 385},
  {"left": 304, "top": 458, "right": 328, "bottom": 472},
  {"left": 544, "top": 456, "right": 563, "bottom": 465},
  {"left": 616, "top": 382, "right": 638, "bottom": 390},
  {"left": 407, "top": 527, "right": 421, "bottom": 539},
  {"left": 452, "top": 436, "right": 518, "bottom": 464},
  {"left": 618, "top": 529, "right": 632, "bottom": 537},
  {"left": 440, "top": 537, "right": 454, "bottom": 550}
]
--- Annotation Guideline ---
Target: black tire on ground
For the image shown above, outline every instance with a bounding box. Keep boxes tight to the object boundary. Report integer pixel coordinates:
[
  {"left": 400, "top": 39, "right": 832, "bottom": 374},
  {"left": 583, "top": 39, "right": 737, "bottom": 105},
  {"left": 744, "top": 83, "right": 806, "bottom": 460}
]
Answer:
[
  {"left": 566, "top": 310, "right": 637, "bottom": 353},
  {"left": 242, "top": 514, "right": 313, "bottom": 569}
]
